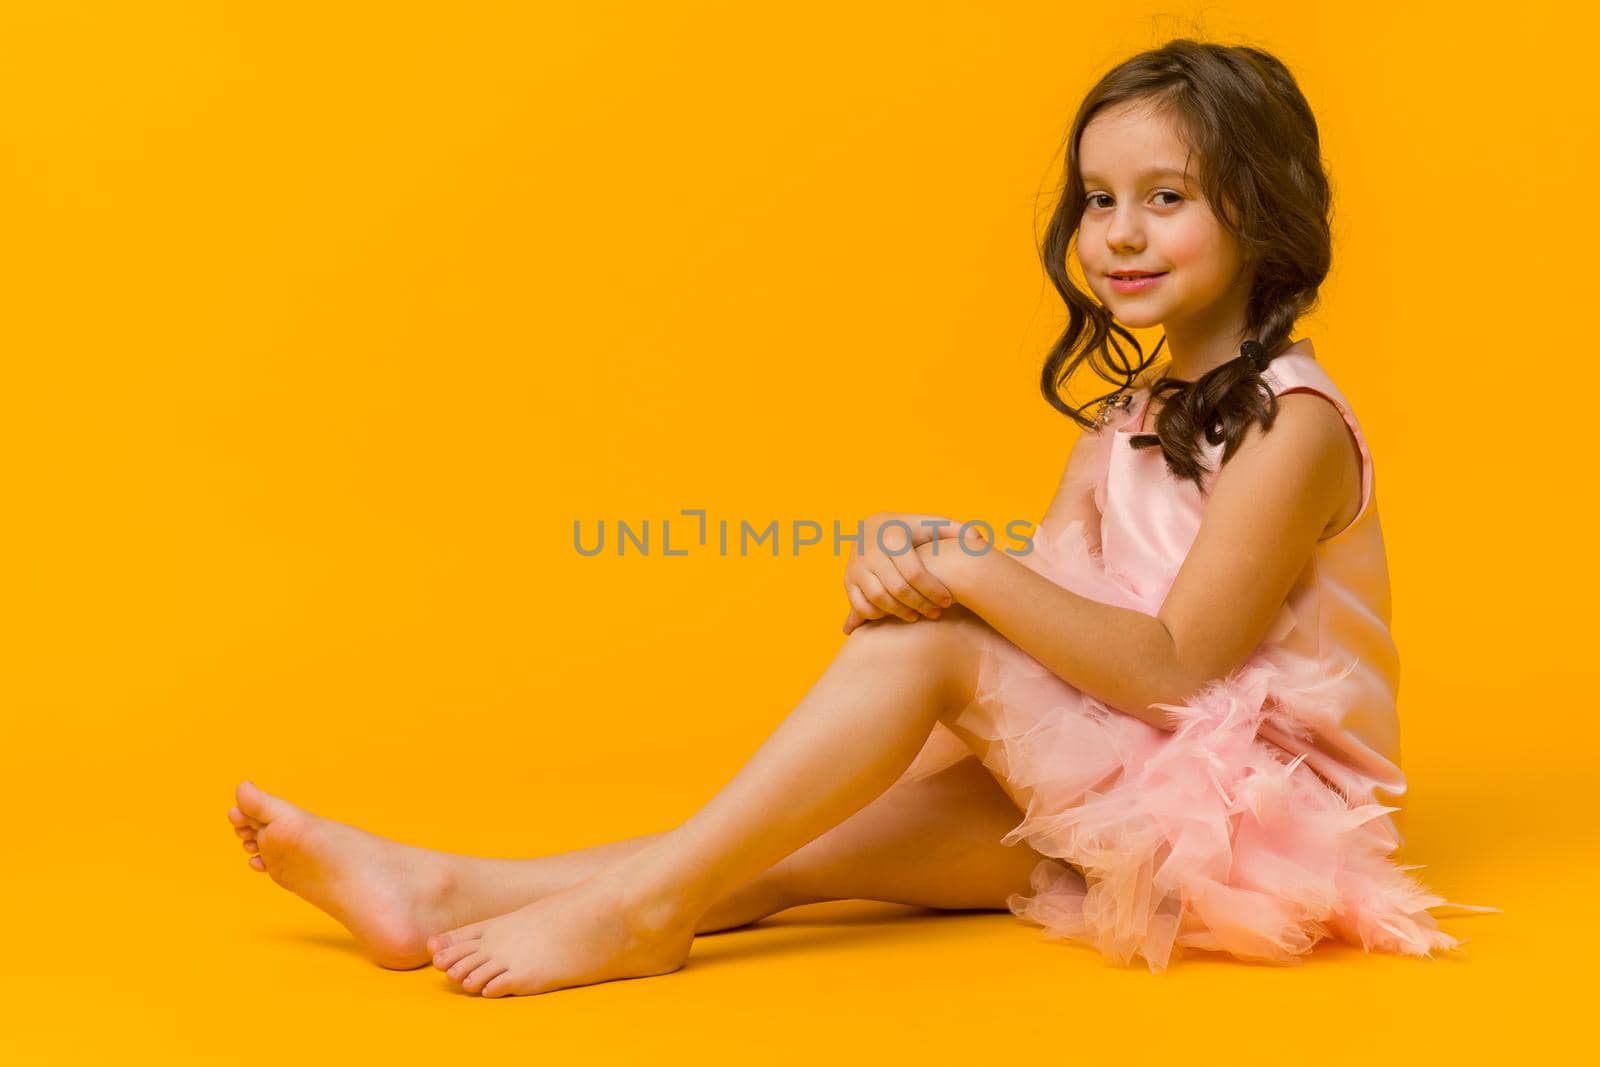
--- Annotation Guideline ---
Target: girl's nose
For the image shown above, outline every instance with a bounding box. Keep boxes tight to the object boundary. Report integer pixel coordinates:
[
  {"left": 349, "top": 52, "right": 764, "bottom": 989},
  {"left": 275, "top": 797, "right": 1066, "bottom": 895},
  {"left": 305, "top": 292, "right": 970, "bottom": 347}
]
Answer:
[{"left": 1105, "top": 210, "right": 1143, "bottom": 250}]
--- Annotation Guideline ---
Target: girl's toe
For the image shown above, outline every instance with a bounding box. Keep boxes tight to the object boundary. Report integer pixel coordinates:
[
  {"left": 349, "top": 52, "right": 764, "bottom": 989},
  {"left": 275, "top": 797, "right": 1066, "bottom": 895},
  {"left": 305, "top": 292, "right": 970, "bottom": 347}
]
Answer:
[
  {"left": 447, "top": 951, "right": 487, "bottom": 983},
  {"left": 433, "top": 940, "right": 480, "bottom": 970},
  {"left": 462, "top": 961, "right": 506, "bottom": 994},
  {"left": 431, "top": 921, "right": 488, "bottom": 951}
]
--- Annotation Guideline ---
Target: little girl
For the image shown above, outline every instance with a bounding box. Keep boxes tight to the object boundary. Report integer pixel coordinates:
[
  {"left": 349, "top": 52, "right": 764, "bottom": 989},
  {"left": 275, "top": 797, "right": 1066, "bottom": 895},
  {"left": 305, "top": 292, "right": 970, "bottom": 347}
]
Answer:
[{"left": 226, "top": 38, "right": 1495, "bottom": 996}]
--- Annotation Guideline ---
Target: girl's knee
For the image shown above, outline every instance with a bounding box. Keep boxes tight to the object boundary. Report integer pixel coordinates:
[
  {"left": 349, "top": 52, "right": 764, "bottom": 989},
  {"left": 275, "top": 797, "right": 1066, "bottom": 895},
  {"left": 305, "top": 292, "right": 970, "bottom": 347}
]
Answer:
[
  {"left": 923, "top": 604, "right": 991, "bottom": 663},
  {"left": 858, "top": 610, "right": 988, "bottom": 710},
  {"left": 851, "top": 605, "right": 985, "bottom": 659}
]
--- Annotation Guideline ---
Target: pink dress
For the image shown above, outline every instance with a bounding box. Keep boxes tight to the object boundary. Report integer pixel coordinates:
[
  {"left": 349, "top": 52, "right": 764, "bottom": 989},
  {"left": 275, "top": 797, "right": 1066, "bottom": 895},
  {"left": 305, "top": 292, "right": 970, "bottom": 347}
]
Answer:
[{"left": 898, "top": 336, "right": 1496, "bottom": 971}]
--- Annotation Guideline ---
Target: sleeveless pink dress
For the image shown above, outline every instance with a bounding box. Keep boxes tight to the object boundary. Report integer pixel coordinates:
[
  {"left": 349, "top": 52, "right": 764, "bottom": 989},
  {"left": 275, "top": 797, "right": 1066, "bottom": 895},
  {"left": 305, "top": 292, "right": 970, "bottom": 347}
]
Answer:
[{"left": 898, "top": 336, "right": 1495, "bottom": 972}]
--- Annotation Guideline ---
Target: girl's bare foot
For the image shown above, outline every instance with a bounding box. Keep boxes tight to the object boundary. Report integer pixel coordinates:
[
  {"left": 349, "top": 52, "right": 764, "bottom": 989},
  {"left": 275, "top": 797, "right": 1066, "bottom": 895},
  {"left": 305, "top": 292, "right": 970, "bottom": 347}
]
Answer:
[
  {"left": 228, "top": 780, "right": 465, "bottom": 969},
  {"left": 427, "top": 866, "right": 696, "bottom": 998}
]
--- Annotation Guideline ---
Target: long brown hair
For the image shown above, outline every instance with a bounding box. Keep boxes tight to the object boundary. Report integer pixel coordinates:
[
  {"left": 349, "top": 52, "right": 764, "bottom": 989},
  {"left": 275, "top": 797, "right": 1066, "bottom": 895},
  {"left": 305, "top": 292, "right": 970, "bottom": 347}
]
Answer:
[{"left": 1038, "top": 39, "right": 1333, "bottom": 491}]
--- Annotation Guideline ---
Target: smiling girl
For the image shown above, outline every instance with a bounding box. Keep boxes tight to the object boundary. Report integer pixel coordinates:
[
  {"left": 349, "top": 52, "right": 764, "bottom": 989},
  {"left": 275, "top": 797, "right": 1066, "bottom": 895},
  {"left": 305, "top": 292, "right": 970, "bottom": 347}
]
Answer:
[{"left": 228, "top": 38, "right": 1494, "bottom": 995}]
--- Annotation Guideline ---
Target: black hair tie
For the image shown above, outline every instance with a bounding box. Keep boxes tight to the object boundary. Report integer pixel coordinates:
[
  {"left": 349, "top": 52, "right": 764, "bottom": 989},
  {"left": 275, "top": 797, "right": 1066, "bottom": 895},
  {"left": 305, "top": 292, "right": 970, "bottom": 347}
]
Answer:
[{"left": 1240, "top": 339, "right": 1272, "bottom": 372}]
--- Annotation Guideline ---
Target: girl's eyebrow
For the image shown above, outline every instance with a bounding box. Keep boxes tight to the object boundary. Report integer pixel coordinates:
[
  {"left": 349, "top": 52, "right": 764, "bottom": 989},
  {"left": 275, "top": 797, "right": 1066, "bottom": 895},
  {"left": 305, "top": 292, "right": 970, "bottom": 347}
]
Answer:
[{"left": 1081, "top": 165, "right": 1190, "bottom": 183}]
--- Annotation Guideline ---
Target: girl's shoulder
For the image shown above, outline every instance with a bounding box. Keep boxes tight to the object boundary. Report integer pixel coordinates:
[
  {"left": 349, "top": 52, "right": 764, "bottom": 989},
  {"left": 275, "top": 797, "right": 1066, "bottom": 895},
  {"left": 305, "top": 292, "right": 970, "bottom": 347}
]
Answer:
[
  {"left": 1260, "top": 341, "right": 1363, "bottom": 429},
  {"left": 1260, "top": 341, "right": 1377, "bottom": 544}
]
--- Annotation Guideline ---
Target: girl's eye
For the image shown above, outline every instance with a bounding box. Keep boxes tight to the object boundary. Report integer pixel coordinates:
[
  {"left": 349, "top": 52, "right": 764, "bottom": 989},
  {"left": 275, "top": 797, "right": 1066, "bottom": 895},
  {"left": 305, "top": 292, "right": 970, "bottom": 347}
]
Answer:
[{"left": 1084, "top": 191, "right": 1184, "bottom": 209}]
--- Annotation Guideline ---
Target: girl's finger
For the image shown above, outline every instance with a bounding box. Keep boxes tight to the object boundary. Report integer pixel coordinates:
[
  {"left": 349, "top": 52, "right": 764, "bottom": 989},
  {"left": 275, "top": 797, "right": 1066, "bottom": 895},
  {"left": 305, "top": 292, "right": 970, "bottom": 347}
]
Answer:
[
  {"left": 890, "top": 556, "right": 954, "bottom": 614},
  {"left": 873, "top": 562, "right": 942, "bottom": 618},
  {"left": 845, "top": 582, "right": 882, "bottom": 623},
  {"left": 842, "top": 609, "right": 863, "bottom": 634},
  {"left": 862, "top": 572, "right": 919, "bottom": 623}
]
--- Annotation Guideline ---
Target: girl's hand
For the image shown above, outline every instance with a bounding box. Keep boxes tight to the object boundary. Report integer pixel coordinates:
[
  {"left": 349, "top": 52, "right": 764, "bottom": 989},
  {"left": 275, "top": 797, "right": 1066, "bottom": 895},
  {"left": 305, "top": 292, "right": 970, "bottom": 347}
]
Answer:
[{"left": 842, "top": 514, "right": 969, "bottom": 635}]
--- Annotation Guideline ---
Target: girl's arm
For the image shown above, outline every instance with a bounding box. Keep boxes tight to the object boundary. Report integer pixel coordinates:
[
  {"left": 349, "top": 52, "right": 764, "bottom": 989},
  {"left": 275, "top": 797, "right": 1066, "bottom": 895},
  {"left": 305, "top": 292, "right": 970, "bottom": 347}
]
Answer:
[
  {"left": 929, "top": 393, "right": 1356, "bottom": 731},
  {"left": 934, "top": 543, "right": 1192, "bottom": 730}
]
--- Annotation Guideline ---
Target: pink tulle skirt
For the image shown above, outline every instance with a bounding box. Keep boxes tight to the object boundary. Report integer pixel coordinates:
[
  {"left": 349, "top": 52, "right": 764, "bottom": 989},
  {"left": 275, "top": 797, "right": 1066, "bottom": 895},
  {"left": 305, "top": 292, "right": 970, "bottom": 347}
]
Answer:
[{"left": 900, "top": 518, "right": 1496, "bottom": 973}]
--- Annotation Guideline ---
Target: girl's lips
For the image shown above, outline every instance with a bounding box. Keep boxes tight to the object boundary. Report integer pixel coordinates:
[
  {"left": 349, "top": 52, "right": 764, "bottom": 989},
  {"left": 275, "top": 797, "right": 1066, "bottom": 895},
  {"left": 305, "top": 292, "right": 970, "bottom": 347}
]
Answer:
[{"left": 1109, "top": 271, "right": 1167, "bottom": 293}]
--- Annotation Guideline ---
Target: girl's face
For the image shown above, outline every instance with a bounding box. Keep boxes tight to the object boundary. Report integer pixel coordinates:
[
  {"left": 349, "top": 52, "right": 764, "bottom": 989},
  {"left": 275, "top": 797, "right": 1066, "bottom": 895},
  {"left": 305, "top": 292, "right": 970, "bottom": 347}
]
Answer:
[{"left": 1075, "top": 101, "right": 1252, "bottom": 340}]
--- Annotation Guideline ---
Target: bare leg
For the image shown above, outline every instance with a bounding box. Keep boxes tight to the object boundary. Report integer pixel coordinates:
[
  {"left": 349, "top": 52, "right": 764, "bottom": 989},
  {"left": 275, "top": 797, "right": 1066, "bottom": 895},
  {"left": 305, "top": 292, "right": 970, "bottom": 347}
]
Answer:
[
  {"left": 426, "top": 606, "right": 995, "bottom": 996},
  {"left": 229, "top": 736, "right": 1048, "bottom": 967}
]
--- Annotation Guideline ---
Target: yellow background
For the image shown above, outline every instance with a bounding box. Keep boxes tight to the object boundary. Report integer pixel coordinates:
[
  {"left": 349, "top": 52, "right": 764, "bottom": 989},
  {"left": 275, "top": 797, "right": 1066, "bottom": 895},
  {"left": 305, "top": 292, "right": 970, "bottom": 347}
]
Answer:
[{"left": 2, "top": 1, "right": 1588, "bottom": 1060}]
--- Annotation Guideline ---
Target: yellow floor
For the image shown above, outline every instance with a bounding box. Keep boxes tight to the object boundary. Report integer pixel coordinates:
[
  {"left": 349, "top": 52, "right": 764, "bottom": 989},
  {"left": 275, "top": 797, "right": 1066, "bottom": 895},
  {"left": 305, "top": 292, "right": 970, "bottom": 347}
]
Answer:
[{"left": 3, "top": 737, "right": 1577, "bottom": 1064}]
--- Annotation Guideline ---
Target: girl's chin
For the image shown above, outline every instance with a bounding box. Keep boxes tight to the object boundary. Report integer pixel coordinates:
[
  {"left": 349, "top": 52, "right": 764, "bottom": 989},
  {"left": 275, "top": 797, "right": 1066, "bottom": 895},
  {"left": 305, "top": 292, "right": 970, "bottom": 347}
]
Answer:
[{"left": 1109, "top": 307, "right": 1165, "bottom": 328}]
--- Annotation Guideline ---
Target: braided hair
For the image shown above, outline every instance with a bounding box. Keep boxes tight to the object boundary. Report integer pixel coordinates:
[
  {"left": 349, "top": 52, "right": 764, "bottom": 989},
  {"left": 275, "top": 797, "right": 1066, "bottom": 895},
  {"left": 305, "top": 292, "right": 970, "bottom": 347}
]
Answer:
[{"left": 1121, "top": 337, "right": 1285, "bottom": 492}]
